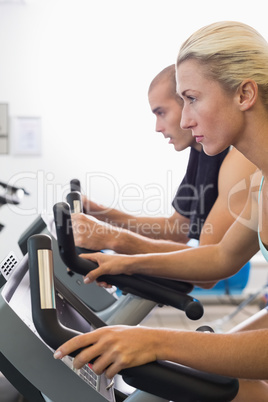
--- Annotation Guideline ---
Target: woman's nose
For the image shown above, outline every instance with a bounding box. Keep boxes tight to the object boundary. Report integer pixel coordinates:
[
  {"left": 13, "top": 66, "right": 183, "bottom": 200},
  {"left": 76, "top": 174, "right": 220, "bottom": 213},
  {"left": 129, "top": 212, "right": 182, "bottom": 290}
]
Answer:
[{"left": 180, "top": 108, "right": 194, "bottom": 130}]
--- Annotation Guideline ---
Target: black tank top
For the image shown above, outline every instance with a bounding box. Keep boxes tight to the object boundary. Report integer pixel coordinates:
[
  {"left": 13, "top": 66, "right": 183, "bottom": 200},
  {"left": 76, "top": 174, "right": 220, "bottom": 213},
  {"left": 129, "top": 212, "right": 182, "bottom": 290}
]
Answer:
[{"left": 172, "top": 147, "right": 229, "bottom": 240}]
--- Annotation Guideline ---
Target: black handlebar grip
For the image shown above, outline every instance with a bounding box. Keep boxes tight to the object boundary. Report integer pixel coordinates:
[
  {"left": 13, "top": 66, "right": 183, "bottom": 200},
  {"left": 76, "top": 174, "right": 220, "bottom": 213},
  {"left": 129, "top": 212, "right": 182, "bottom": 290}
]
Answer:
[
  {"left": 0, "top": 181, "right": 30, "bottom": 195},
  {"left": 196, "top": 325, "right": 215, "bottom": 333},
  {"left": 66, "top": 191, "right": 83, "bottom": 214},
  {"left": 121, "top": 360, "right": 239, "bottom": 402},
  {"left": 53, "top": 202, "right": 98, "bottom": 272},
  {"left": 0, "top": 194, "right": 20, "bottom": 205},
  {"left": 70, "top": 179, "right": 81, "bottom": 193},
  {"left": 66, "top": 191, "right": 96, "bottom": 255},
  {"left": 27, "top": 234, "right": 83, "bottom": 357},
  {"left": 136, "top": 275, "right": 193, "bottom": 294}
]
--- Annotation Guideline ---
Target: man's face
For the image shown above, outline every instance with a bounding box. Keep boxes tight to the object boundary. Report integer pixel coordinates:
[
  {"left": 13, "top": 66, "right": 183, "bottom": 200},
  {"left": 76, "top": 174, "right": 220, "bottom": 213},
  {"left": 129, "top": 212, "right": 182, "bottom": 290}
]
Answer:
[{"left": 148, "top": 80, "right": 199, "bottom": 152}]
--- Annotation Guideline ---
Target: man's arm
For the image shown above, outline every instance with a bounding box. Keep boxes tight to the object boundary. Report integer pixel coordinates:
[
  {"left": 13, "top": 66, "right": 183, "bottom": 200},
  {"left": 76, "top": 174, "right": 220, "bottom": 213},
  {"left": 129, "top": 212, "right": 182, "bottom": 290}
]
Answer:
[
  {"left": 82, "top": 196, "right": 190, "bottom": 243},
  {"left": 73, "top": 148, "right": 257, "bottom": 254},
  {"left": 71, "top": 210, "right": 191, "bottom": 253}
]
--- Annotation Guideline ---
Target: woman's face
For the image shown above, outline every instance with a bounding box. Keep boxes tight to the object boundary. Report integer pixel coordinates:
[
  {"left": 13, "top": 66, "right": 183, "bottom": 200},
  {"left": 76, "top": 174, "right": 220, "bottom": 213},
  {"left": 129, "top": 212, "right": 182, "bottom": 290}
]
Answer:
[{"left": 176, "top": 59, "right": 244, "bottom": 155}]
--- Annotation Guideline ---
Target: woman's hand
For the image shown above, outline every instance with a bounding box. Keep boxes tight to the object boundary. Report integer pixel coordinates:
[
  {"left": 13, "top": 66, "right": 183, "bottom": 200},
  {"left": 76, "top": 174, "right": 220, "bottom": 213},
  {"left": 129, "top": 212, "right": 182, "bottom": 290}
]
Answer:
[
  {"left": 81, "top": 252, "right": 134, "bottom": 285},
  {"left": 53, "top": 326, "right": 159, "bottom": 379}
]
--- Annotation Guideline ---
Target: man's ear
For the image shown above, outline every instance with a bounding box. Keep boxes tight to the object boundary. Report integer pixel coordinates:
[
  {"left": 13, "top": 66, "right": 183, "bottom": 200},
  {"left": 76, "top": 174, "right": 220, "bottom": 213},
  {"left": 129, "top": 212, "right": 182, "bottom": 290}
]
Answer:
[{"left": 236, "top": 79, "right": 258, "bottom": 111}]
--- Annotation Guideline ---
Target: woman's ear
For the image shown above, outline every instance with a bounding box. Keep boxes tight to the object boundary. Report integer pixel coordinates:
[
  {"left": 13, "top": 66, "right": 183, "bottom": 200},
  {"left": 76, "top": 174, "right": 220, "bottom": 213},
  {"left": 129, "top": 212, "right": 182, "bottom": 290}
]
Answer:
[{"left": 236, "top": 79, "right": 258, "bottom": 111}]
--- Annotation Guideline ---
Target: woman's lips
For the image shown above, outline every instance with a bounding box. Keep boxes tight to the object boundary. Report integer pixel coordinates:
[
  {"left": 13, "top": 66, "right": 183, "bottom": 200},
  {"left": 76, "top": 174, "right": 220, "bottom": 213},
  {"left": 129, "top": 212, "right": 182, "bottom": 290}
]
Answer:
[{"left": 194, "top": 136, "right": 204, "bottom": 143}]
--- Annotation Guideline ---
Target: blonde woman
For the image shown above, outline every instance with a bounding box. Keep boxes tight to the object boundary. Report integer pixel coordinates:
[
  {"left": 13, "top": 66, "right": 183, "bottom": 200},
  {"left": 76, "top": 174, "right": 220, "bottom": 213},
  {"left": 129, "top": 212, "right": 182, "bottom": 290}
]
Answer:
[{"left": 54, "top": 22, "right": 268, "bottom": 400}]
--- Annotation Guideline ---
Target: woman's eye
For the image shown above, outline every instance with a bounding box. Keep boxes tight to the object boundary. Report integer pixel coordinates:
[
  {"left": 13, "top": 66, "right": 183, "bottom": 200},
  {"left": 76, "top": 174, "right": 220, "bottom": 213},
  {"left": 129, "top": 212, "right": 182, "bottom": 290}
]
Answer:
[{"left": 188, "top": 96, "right": 196, "bottom": 104}]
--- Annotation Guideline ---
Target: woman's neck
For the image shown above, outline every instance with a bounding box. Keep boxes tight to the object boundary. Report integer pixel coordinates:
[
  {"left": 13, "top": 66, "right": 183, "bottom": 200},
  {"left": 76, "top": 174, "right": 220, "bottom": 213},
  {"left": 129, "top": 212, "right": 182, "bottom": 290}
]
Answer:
[{"left": 235, "top": 111, "right": 268, "bottom": 177}]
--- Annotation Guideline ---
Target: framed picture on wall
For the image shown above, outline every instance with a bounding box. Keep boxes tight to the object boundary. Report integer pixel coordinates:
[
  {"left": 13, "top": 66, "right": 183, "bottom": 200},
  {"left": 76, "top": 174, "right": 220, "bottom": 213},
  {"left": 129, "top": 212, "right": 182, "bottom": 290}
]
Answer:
[{"left": 10, "top": 116, "right": 42, "bottom": 156}]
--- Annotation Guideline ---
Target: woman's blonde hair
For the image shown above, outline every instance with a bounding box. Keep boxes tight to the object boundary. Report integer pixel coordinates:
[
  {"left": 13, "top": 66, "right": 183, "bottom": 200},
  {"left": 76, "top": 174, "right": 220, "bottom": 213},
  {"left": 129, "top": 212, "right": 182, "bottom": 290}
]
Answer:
[{"left": 177, "top": 21, "right": 268, "bottom": 109}]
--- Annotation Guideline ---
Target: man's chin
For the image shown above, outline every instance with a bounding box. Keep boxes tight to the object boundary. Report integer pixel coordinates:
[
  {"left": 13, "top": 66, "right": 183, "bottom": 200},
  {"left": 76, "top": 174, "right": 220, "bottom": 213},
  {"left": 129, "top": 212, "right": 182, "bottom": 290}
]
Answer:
[{"left": 174, "top": 144, "right": 189, "bottom": 152}]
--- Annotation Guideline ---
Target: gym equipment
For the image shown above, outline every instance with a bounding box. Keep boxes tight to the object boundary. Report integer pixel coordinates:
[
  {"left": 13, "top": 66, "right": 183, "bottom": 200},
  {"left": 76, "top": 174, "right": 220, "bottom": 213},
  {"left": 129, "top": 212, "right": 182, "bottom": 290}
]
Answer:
[
  {"left": 17, "top": 211, "right": 156, "bottom": 327},
  {"left": 0, "top": 181, "right": 30, "bottom": 233},
  {"left": 66, "top": 189, "right": 99, "bottom": 255},
  {"left": 0, "top": 181, "right": 29, "bottom": 207},
  {"left": 0, "top": 181, "right": 30, "bottom": 400},
  {"left": 18, "top": 214, "right": 117, "bottom": 313},
  {"left": 0, "top": 252, "right": 19, "bottom": 288},
  {"left": 0, "top": 235, "right": 238, "bottom": 402},
  {"left": 17, "top": 191, "right": 202, "bottom": 336},
  {"left": 17, "top": 213, "right": 162, "bottom": 326},
  {"left": 0, "top": 222, "right": 239, "bottom": 401},
  {"left": 70, "top": 178, "right": 81, "bottom": 193}
]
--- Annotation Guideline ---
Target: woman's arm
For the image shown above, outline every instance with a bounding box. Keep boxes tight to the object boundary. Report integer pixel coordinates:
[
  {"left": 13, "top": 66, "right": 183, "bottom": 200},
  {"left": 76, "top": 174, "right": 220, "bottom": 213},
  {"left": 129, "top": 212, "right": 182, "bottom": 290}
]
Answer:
[
  {"left": 82, "top": 191, "right": 259, "bottom": 285},
  {"left": 54, "top": 324, "right": 268, "bottom": 380},
  {"left": 74, "top": 151, "right": 257, "bottom": 255}
]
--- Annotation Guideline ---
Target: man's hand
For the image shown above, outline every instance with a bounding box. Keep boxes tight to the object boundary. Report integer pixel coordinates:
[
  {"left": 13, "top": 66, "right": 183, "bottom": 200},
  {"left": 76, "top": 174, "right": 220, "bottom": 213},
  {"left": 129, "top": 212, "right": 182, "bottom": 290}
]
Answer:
[{"left": 72, "top": 213, "right": 117, "bottom": 251}]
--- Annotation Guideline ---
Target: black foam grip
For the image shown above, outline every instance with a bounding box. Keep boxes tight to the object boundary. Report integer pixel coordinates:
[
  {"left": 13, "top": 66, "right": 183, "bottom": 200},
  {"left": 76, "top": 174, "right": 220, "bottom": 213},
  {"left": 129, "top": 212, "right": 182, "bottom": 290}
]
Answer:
[
  {"left": 70, "top": 179, "right": 81, "bottom": 193},
  {"left": 67, "top": 191, "right": 96, "bottom": 255},
  {"left": 0, "top": 194, "right": 20, "bottom": 205},
  {"left": 28, "top": 234, "right": 82, "bottom": 358},
  {"left": 0, "top": 181, "right": 29, "bottom": 194},
  {"left": 66, "top": 191, "right": 83, "bottom": 214},
  {"left": 122, "top": 360, "right": 239, "bottom": 402}
]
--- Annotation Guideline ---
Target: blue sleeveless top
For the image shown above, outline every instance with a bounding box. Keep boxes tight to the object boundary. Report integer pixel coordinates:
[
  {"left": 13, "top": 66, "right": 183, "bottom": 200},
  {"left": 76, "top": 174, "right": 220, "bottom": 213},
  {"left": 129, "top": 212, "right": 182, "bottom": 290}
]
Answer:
[{"left": 258, "top": 176, "right": 268, "bottom": 262}]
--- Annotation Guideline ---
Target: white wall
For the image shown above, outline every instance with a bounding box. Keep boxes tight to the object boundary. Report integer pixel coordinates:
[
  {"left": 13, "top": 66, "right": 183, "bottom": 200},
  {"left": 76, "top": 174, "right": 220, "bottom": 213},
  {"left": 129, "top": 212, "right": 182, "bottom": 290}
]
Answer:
[{"left": 1, "top": 0, "right": 268, "bottom": 257}]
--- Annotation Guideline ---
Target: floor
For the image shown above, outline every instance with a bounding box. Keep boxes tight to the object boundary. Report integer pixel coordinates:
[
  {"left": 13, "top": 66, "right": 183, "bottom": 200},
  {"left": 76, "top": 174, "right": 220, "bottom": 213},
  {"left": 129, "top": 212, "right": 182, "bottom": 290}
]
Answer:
[{"left": 140, "top": 293, "right": 262, "bottom": 333}]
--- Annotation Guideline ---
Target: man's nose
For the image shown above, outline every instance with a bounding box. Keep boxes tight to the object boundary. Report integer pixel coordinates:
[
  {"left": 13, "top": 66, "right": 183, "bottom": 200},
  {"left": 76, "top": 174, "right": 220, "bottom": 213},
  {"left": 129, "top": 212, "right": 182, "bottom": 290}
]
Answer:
[{"left": 155, "top": 119, "right": 164, "bottom": 133}]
